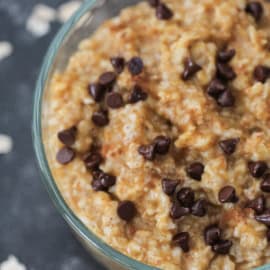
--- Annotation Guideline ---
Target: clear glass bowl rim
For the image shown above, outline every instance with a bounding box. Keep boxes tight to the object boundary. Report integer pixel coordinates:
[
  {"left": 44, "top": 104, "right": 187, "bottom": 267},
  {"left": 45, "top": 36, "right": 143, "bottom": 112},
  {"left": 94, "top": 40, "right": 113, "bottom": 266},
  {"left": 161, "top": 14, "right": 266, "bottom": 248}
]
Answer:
[{"left": 32, "top": 1, "right": 270, "bottom": 269}]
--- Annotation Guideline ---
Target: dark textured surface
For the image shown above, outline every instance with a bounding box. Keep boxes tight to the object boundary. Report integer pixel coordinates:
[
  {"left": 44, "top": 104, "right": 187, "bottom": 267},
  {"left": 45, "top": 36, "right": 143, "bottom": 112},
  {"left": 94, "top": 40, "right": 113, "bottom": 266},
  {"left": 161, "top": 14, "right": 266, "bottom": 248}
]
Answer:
[{"left": 0, "top": 1, "right": 106, "bottom": 269}]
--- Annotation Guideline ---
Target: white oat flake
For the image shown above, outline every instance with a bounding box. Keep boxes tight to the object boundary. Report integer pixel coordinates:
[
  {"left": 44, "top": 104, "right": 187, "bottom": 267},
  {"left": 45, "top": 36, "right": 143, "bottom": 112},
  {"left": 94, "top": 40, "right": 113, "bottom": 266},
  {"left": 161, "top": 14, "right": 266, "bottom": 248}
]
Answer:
[
  {"left": 0, "top": 134, "right": 13, "bottom": 154},
  {"left": 57, "top": 1, "right": 82, "bottom": 23},
  {"left": 0, "top": 256, "right": 26, "bottom": 270},
  {"left": 26, "top": 4, "right": 56, "bottom": 37},
  {"left": 0, "top": 42, "right": 13, "bottom": 61}
]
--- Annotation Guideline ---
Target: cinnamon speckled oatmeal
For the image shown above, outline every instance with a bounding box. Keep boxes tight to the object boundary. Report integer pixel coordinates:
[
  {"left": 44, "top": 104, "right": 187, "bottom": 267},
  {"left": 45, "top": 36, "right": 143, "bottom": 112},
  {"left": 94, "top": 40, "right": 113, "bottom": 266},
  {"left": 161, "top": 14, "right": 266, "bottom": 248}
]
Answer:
[{"left": 43, "top": 0, "right": 270, "bottom": 269}]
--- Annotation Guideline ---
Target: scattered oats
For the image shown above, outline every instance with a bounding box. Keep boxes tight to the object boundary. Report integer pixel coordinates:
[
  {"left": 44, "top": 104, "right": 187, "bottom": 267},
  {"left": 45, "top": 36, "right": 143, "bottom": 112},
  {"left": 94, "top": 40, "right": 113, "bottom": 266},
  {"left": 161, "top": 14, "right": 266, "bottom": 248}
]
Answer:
[
  {"left": 0, "top": 134, "right": 13, "bottom": 154},
  {"left": 31, "top": 4, "right": 56, "bottom": 22},
  {"left": 0, "top": 41, "right": 13, "bottom": 61},
  {"left": 57, "top": 1, "right": 82, "bottom": 23},
  {"left": 0, "top": 256, "right": 26, "bottom": 270},
  {"left": 26, "top": 4, "right": 56, "bottom": 37}
]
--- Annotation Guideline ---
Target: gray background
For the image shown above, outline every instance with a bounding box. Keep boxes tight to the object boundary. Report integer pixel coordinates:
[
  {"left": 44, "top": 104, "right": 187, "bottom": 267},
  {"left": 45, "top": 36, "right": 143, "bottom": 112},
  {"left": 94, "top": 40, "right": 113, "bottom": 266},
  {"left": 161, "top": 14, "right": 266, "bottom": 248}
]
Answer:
[{"left": 0, "top": 0, "right": 106, "bottom": 269}]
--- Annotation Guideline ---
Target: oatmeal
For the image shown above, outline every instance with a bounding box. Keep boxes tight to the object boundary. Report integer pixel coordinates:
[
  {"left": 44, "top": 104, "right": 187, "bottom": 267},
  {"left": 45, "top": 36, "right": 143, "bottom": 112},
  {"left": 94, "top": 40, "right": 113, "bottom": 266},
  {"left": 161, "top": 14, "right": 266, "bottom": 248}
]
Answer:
[{"left": 44, "top": 0, "right": 270, "bottom": 269}]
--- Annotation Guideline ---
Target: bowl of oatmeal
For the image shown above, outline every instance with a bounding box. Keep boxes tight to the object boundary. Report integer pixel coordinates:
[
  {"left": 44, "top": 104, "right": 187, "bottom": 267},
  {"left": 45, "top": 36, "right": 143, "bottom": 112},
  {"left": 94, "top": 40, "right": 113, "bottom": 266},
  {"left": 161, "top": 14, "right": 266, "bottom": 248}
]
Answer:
[{"left": 33, "top": 0, "right": 270, "bottom": 269}]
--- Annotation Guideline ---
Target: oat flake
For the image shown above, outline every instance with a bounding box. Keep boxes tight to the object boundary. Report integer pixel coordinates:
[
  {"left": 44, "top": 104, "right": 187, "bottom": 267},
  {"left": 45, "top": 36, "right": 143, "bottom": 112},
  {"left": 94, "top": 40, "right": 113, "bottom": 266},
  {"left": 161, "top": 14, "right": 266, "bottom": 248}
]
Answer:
[
  {"left": 0, "top": 256, "right": 26, "bottom": 270},
  {"left": 0, "top": 42, "right": 13, "bottom": 61},
  {"left": 0, "top": 134, "right": 13, "bottom": 154}
]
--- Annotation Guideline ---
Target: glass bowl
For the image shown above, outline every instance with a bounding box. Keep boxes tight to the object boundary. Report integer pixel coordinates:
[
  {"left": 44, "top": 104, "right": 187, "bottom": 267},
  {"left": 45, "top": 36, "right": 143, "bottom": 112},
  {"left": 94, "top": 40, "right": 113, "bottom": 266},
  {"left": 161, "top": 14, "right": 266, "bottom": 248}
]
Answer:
[{"left": 32, "top": 0, "right": 270, "bottom": 269}]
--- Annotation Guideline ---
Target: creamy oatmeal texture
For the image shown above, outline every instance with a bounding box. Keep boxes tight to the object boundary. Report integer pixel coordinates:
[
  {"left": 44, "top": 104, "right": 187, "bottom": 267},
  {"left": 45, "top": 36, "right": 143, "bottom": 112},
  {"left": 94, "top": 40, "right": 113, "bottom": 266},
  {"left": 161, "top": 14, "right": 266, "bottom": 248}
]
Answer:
[{"left": 44, "top": 0, "right": 270, "bottom": 269}]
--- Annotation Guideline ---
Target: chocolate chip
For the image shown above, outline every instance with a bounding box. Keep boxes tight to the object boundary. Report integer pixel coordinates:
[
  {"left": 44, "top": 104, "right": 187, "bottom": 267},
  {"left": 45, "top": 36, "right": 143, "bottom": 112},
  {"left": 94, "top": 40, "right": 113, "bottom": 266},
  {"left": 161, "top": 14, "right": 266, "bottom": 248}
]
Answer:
[
  {"left": 100, "top": 172, "right": 116, "bottom": 188},
  {"left": 261, "top": 174, "right": 270, "bottom": 193},
  {"left": 88, "top": 83, "right": 105, "bottom": 102},
  {"left": 255, "top": 209, "right": 270, "bottom": 226},
  {"left": 182, "top": 58, "right": 202, "bottom": 81},
  {"left": 98, "top": 72, "right": 117, "bottom": 88},
  {"left": 172, "top": 232, "right": 190, "bottom": 252},
  {"left": 117, "top": 201, "right": 137, "bottom": 222},
  {"left": 56, "top": 147, "right": 75, "bottom": 165},
  {"left": 106, "top": 92, "right": 124, "bottom": 109},
  {"left": 170, "top": 202, "right": 190, "bottom": 219},
  {"left": 212, "top": 240, "right": 232, "bottom": 255},
  {"left": 217, "top": 63, "right": 236, "bottom": 81},
  {"left": 204, "top": 225, "right": 221, "bottom": 246},
  {"left": 248, "top": 161, "right": 268, "bottom": 178},
  {"left": 128, "top": 85, "right": 148, "bottom": 104},
  {"left": 57, "top": 126, "right": 77, "bottom": 146},
  {"left": 192, "top": 199, "right": 207, "bottom": 217},
  {"left": 267, "top": 229, "right": 270, "bottom": 242},
  {"left": 138, "top": 144, "right": 156, "bottom": 161},
  {"left": 148, "top": 0, "right": 160, "bottom": 7},
  {"left": 217, "top": 89, "right": 235, "bottom": 107},
  {"left": 91, "top": 178, "right": 107, "bottom": 192},
  {"left": 217, "top": 49, "right": 236, "bottom": 63},
  {"left": 246, "top": 195, "right": 265, "bottom": 215},
  {"left": 127, "top": 57, "right": 144, "bottom": 76},
  {"left": 162, "top": 178, "right": 179, "bottom": 196},
  {"left": 92, "top": 110, "right": 109, "bottom": 127},
  {"left": 245, "top": 2, "right": 263, "bottom": 22},
  {"left": 83, "top": 152, "right": 103, "bottom": 170},
  {"left": 153, "top": 136, "right": 171, "bottom": 155},
  {"left": 207, "top": 79, "right": 226, "bottom": 98},
  {"left": 218, "top": 186, "right": 238, "bottom": 203},
  {"left": 254, "top": 65, "right": 270, "bottom": 83},
  {"left": 110, "top": 57, "right": 125, "bottom": 74},
  {"left": 218, "top": 138, "right": 239, "bottom": 155},
  {"left": 156, "top": 3, "right": 173, "bottom": 20},
  {"left": 176, "top": 188, "right": 195, "bottom": 208},
  {"left": 186, "top": 162, "right": 204, "bottom": 181}
]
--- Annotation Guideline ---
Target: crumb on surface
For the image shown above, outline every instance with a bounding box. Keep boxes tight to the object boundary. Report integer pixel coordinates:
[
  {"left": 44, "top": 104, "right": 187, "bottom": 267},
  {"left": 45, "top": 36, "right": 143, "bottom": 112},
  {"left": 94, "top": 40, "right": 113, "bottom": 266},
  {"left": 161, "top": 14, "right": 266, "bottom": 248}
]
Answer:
[
  {"left": 57, "top": 1, "right": 82, "bottom": 23},
  {"left": 0, "top": 41, "right": 13, "bottom": 61},
  {"left": 0, "top": 134, "right": 13, "bottom": 154},
  {"left": 0, "top": 256, "right": 26, "bottom": 270}
]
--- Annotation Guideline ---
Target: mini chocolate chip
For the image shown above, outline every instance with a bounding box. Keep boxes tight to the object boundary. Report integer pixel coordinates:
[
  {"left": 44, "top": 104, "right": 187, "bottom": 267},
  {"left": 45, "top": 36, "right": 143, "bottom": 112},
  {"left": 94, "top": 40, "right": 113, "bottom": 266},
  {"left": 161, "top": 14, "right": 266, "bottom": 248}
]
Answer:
[
  {"left": 217, "top": 89, "right": 235, "bottom": 107},
  {"left": 56, "top": 147, "right": 75, "bottom": 165},
  {"left": 255, "top": 209, "right": 270, "bottom": 226},
  {"left": 88, "top": 83, "right": 105, "bottom": 102},
  {"left": 92, "top": 110, "right": 109, "bottom": 127},
  {"left": 156, "top": 3, "right": 173, "bottom": 20},
  {"left": 127, "top": 57, "right": 144, "bottom": 76},
  {"left": 57, "top": 126, "right": 77, "bottom": 146},
  {"left": 261, "top": 174, "right": 270, "bottom": 193},
  {"left": 172, "top": 232, "right": 190, "bottom": 252},
  {"left": 182, "top": 58, "right": 202, "bottom": 81},
  {"left": 84, "top": 152, "right": 103, "bottom": 170},
  {"left": 218, "top": 186, "right": 238, "bottom": 203},
  {"left": 177, "top": 188, "right": 195, "bottom": 208},
  {"left": 207, "top": 79, "right": 226, "bottom": 98},
  {"left": 106, "top": 92, "right": 124, "bottom": 109},
  {"left": 254, "top": 65, "right": 270, "bottom": 83},
  {"left": 138, "top": 144, "right": 156, "bottom": 161},
  {"left": 204, "top": 225, "right": 221, "bottom": 246},
  {"left": 217, "top": 63, "right": 236, "bottom": 81},
  {"left": 162, "top": 178, "right": 179, "bottom": 196},
  {"left": 148, "top": 0, "right": 160, "bottom": 7},
  {"left": 91, "top": 178, "right": 107, "bottom": 192},
  {"left": 98, "top": 72, "right": 117, "bottom": 88},
  {"left": 267, "top": 229, "right": 270, "bottom": 242},
  {"left": 246, "top": 195, "right": 265, "bottom": 215},
  {"left": 153, "top": 136, "right": 171, "bottom": 155},
  {"left": 248, "top": 161, "right": 268, "bottom": 178},
  {"left": 218, "top": 138, "right": 239, "bottom": 155},
  {"left": 217, "top": 49, "right": 236, "bottom": 63},
  {"left": 245, "top": 2, "right": 263, "bottom": 21},
  {"left": 128, "top": 85, "right": 148, "bottom": 104},
  {"left": 192, "top": 199, "right": 207, "bottom": 217},
  {"left": 110, "top": 57, "right": 125, "bottom": 74},
  {"left": 186, "top": 162, "right": 204, "bottom": 181},
  {"left": 170, "top": 202, "right": 190, "bottom": 219},
  {"left": 117, "top": 201, "right": 137, "bottom": 221},
  {"left": 100, "top": 172, "right": 116, "bottom": 188},
  {"left": 212, "top": 240, "right": 232, "bottom": 255}
]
